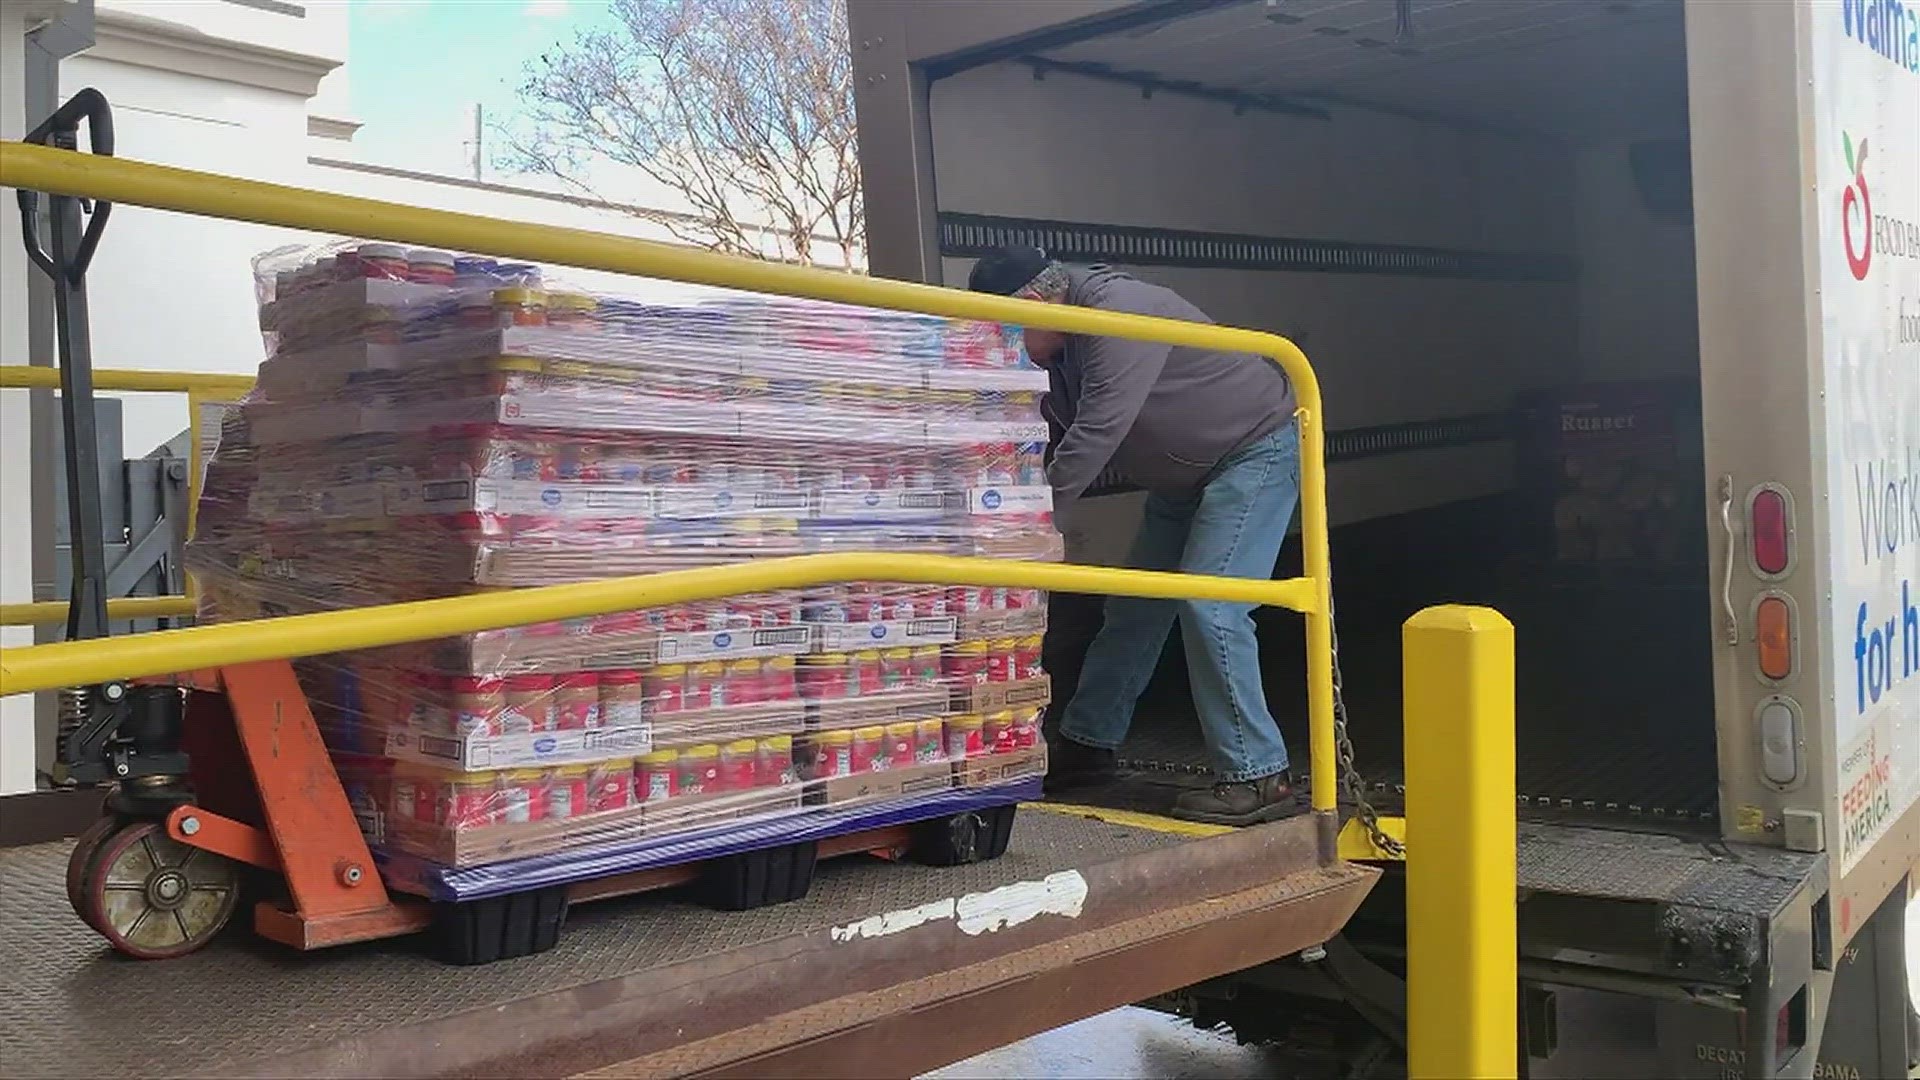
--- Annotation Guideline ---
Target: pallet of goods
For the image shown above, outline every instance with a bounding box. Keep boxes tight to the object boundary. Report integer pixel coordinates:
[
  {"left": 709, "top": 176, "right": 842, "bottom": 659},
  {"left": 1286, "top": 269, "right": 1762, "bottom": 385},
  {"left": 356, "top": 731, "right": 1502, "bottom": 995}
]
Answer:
[{"left": 188, "top": 241, "right": 1058, "bottom": 901}]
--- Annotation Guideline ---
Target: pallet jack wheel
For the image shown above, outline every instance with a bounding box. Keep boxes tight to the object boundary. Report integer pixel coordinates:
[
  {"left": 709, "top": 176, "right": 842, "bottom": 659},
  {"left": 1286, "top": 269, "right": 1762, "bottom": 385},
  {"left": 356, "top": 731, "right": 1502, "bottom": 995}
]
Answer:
[
  {"left": 66, "top": 814, "right": 123, "bottom": 932},
  {"left": 909, "top": 804, "right": 1018, "bottom": 867},
  {"left": 696, "top": 840, "right": 818, "bottom": 911},
  {"left": 431, "top": 885, "right": 570, "bottom": 966},
  {"left": 77, "top": 820, "right": 243, "bottom": 959}
]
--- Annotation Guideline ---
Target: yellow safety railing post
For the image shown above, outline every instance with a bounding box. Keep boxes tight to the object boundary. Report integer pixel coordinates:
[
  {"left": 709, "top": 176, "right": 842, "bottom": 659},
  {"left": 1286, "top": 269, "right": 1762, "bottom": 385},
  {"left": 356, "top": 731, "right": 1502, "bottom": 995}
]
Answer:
[
  {"left": 1403, "top": 605, "right": 1516, "bottom": 1080},
  {"left": 0, "top": 142, "right": 1339, "bottom": 823}
]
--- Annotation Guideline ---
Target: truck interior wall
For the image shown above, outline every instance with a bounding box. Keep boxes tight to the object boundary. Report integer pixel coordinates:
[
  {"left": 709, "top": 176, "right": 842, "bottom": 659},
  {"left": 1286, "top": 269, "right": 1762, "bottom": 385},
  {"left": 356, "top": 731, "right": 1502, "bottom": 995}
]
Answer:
[
  {"left": 928, "top": 61, "right": 1578, "bottom": 529},
  {"left": 1572, "top": 146, "right": 1701, "bottom": 384},
  {"left": 927, "top": 52, "right": 1717, "bottom": 808}
]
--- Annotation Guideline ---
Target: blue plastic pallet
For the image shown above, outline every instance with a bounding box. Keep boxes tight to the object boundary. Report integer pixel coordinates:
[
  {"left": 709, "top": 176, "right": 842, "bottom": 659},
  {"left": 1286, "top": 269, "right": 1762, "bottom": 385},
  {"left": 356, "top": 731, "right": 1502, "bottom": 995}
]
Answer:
[{"left": 379, "top": 777, "right": 1043, "bottom": 902}]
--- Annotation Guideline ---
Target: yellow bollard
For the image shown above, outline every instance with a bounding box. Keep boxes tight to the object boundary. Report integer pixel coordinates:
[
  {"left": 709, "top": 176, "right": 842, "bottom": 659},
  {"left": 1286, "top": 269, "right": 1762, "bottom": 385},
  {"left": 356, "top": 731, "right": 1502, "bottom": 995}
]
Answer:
[{"left": 1404, "top": 605, "right": 1517, "bottom": 1080}]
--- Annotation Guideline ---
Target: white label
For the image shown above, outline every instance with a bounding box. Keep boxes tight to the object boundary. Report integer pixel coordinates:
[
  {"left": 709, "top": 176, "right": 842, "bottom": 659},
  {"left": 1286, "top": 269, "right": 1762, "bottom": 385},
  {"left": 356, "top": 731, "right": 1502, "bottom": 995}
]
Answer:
[
  {"left": 817, "top": 489, "right": 951, "bottom": 519},
  {"left": 385, "top": 721, "right": 653, "bottom": 771},
  {"left": 815, "top": 618, "right": 958, "bottom": 651},
  {"left": 966, "top": 486, "right": 1054, "bottom": 516}
]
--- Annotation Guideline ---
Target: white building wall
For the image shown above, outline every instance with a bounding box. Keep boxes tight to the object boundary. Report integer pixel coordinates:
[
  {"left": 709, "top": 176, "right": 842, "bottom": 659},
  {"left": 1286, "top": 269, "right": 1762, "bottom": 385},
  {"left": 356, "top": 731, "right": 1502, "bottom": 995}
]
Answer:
[
  {"left": 1, "top": 3, "right": 42, "bottom": 795},
  {"left": 0, "top": 1, "right": 854, "bottom": 790}
]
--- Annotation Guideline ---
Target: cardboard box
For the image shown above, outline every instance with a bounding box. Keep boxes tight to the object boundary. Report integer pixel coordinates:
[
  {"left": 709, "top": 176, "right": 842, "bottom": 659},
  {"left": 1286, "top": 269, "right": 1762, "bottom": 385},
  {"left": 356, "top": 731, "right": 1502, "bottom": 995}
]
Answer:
[
  {"left": 383, "top": 720, "right": 654, "bottom": 772},
  {"left": 651, "top": 705, "right": 805, "bottom": 749},
  {"left": 951, "top": 674, "right": 1052, "bottom": 716},
  {"left": 387, "top": 621, "right": 812, "bottom": 675},
  {"left": 956, "top": 607, "right": 1047, "bottom": 640},
  {"left": 954, "top": 744, "right": 1048, "bottom": 789},
  {"left": 641, "top": 785, "right": 805, "bottom": 835},
  {"left": 809, "top": 762, "right": 953, "bottom": 805},
  {"left": 386, "top": 799, "right": 647, "bottom": 868},
  {"left": 807, "top": 686, "right": 948, "bottom": 730}
]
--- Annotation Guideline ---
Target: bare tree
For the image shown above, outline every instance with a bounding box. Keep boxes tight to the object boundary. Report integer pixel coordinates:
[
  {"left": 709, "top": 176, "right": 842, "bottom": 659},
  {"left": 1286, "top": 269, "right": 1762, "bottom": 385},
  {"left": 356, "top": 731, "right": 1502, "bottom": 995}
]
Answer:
[{"left": 504, "top": 0, "right": 862, "bottom": 267}]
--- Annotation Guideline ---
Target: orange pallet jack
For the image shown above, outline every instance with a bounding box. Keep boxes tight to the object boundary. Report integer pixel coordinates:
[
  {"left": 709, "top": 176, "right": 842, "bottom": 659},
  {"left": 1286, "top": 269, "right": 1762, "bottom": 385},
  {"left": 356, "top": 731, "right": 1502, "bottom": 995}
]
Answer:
[
  {"left": 66, "top": 663, "right": 432, "bottom": 957},
  {"left": 25, "top": 91, "right": 425, "bottom": 958}
]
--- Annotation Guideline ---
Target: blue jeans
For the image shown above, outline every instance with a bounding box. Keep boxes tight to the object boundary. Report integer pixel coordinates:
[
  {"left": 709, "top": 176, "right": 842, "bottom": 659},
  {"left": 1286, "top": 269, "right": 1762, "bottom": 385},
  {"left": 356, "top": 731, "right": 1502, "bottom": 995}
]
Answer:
[{"left": 1059, "top": 423, "right": 1298, "bottom": 782}]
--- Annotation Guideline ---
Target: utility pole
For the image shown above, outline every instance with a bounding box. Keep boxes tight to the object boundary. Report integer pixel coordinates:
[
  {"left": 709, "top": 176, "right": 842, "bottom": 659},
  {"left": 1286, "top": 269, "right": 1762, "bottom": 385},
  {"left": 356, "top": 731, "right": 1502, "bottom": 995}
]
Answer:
[
  {"left": 468, "top": 102, "right": 483, "bottom": 178},
  {"left": 463, "top": 103, "right": 484, "bottom": 181}
]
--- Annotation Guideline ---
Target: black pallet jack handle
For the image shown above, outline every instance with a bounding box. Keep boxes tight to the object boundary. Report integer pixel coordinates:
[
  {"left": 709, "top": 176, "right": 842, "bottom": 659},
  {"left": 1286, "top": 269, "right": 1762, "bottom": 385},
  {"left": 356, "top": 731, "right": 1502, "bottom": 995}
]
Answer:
[
  {"left": 16, "top": 89, "right": 186, "bottom": 792},
  {"left": 17, "top": 88, "right": 115, "bottom": 647}
]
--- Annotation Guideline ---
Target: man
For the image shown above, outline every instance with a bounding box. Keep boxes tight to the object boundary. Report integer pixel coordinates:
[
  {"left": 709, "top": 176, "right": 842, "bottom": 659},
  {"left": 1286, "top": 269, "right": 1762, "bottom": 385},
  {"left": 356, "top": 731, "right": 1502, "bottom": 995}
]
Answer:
[{"left": 967, "top": 246, "right": 1301, "bottom": 826}]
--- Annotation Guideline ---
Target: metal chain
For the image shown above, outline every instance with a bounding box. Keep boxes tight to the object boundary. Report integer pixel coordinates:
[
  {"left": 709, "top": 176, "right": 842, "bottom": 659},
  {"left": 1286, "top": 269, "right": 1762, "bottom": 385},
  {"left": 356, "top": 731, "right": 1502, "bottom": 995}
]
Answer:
[{"left": 1329, "top": 593, "right": 1404, "bottom": 857}]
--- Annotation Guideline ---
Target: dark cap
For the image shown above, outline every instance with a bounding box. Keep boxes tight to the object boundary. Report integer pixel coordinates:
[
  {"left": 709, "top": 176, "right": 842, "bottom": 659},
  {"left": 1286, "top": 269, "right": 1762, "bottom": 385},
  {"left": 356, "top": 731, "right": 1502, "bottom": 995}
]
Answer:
[{"left": 966, "top": 245, "right": 1052, "bottom": 296}]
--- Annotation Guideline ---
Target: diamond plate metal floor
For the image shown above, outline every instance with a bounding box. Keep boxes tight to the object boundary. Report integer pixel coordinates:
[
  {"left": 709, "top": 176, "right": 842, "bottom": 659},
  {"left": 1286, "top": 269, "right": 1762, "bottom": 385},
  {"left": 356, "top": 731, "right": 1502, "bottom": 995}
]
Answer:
[{"left": 0, "top": 810, "right": 1188, "bottom": 1078}]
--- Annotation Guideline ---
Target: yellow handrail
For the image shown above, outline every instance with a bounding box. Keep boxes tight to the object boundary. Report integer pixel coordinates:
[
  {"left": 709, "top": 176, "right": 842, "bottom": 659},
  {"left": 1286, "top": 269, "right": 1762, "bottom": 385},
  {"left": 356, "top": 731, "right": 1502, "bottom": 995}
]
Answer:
[
  {"left": 0, "top": 597, "right": 198, "bottom": 625},
  {"left": 0, "top": 554, "right": 1316, "bottom": 695},
  {"left": 0, "top": 141, "right": 1337, "bottom": 815},
  {"left": 0, "top": 366, "right": 256, "bottom": 395}
]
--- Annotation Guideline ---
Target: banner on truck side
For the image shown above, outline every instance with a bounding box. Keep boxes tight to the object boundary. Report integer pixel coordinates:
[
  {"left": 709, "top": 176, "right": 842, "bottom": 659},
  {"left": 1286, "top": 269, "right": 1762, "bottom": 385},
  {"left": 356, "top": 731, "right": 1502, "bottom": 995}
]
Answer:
[{"left": 1812, "top": 0, "right": 1920, "bottom": 875}]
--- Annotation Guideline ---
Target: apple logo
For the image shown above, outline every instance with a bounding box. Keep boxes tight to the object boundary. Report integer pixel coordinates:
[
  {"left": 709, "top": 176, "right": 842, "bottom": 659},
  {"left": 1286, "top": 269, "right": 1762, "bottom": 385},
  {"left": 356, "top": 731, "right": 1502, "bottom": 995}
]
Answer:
[{"left": 1843, "top": 132, "right": 1873, "bottom": 282}]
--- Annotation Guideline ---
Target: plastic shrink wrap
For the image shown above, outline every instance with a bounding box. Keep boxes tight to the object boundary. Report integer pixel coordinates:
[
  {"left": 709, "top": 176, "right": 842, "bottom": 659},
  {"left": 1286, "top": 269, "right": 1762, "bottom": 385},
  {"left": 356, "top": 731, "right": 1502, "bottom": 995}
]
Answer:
[{"left": 186, "top": 241, "right": 1059, "bottom": 896}]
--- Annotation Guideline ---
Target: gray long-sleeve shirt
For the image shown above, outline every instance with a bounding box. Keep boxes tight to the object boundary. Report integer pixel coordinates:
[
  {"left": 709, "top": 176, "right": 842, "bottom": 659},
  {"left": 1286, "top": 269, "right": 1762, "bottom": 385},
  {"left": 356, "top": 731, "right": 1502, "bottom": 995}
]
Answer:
[{"left": 1044, "top": 266, "right": 1295, "bottom": 502}]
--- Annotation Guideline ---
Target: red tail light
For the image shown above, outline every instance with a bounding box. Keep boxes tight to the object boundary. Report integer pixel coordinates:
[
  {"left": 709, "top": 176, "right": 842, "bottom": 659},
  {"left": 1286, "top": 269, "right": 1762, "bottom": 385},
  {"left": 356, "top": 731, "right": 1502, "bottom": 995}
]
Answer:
[{"left": 1751, "top": 487, "right": 1791, "bottom": 576}]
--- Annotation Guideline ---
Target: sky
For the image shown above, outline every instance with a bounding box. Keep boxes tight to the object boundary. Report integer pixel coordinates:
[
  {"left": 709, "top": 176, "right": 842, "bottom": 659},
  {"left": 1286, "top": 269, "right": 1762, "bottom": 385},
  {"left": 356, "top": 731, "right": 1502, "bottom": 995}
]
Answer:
[{"left": 346, "top": 0, "right": 616, "bottom": 177}]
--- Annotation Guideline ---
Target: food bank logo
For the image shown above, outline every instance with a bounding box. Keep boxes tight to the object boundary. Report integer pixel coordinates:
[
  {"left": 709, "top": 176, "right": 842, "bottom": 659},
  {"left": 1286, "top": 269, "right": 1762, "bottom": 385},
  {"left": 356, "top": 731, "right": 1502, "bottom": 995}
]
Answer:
[
  {"left": 1844, "top": 132, "right": 1874, "bottom": 280},
  {"left": 1839, "top": 132, "right": 1919, "bottom": 282}
]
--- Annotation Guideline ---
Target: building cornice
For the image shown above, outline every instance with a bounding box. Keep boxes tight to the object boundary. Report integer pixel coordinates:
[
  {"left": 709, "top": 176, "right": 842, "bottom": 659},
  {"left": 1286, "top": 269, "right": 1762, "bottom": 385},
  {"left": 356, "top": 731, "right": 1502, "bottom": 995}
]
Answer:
[{"left": 90, "top": 8, "right": 341, "bottom": 96}]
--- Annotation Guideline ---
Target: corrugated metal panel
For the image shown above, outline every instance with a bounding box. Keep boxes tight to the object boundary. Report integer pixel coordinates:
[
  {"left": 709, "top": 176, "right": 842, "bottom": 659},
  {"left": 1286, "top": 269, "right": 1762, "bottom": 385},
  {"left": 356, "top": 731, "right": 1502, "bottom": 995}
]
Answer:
[{"left": 940, "top": 212, "right": 1578, "bottom": 282}]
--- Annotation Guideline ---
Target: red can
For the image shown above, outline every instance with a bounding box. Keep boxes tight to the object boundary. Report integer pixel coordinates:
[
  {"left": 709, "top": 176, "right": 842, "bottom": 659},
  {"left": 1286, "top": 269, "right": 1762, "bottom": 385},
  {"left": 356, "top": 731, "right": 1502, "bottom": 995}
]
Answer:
[
  {"left": 721, "top": 740, "right": 760, "bottom": 791},
  {"left": 636, "top": 751, "right": 678, "bottom": 802},
  {"left": 589, "top": 760, "right": 633, "bottom": 812},
  {"left": 1009, "top": 710, "right": 1040, "bottom": 749},
  {"left": 502, "top": 769, "right": 548, "bottom": 822},
  {"left": 798, "top": 654, "right": 852, "bottom": 700},
  {"left": 549, "top": 766, "right": 590, "bottom": 819},
  {"left": 395, "top": 774, "right": 440, "bottom": 826},
  {"left": 1015, "top": 636, "right": 1045, "bottom": 680},
  {"left": 884, "top": 723, "right": 917, "bottom": 768},
  {"left": 849, "top": 726, "right": 886, "bottom": 773},
  {"left": 944, "top": 642, "right": 990, "bottom": 685},
  {"left": 914, "top": 718, "right": 946, "bottom": 764},
  {"left": 721, "top": 657, "right": 760, "bottom": 707},
  {"left": 984, "top": 712, "right": 1018, "bottom": 754},
  {"left": 647, "top": 664, "right": 688, "bottom": 714},
  {"left": 948, "top": 586, "right": 990, "bottom": 615},
  {"left": 757, "top": 736, "right": 796, "bottom": 786},
  {"left": 687, "top": 662, "right": 726, "bottom": 710},
  {"left": 986, "top": 639, "right": 1018, "bottom": 683},
  {"left": 501, "top": 674, "right": 558, "bottom": 733},
  {"left": 853, "top": 651, "right": 886, "bottom": 695},
  {"left": 764, "top": 655, "right": 797, "bottom": 701},
  {"left": 659, "top": 605, "right": 697, "bottom": 633},
  {"left": 447, "top": 774, "right": 498, "bottom": 828},
  {"left": 845, "top": 586, "right": 881, "bottom": 623},
  {"left": 555, "top": 672, "right": 601, "bottom": 730}
]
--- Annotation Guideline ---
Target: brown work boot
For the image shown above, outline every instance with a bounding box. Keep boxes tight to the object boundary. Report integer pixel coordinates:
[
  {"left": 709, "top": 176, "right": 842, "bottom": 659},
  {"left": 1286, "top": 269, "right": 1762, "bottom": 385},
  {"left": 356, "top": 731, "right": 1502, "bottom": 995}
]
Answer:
[
  {"left": 1170, "top": 772, "right": 1300, "bottom": 826},
  {"left": 1044, "top": 736, "right": 1118, "bottom": 795}
]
